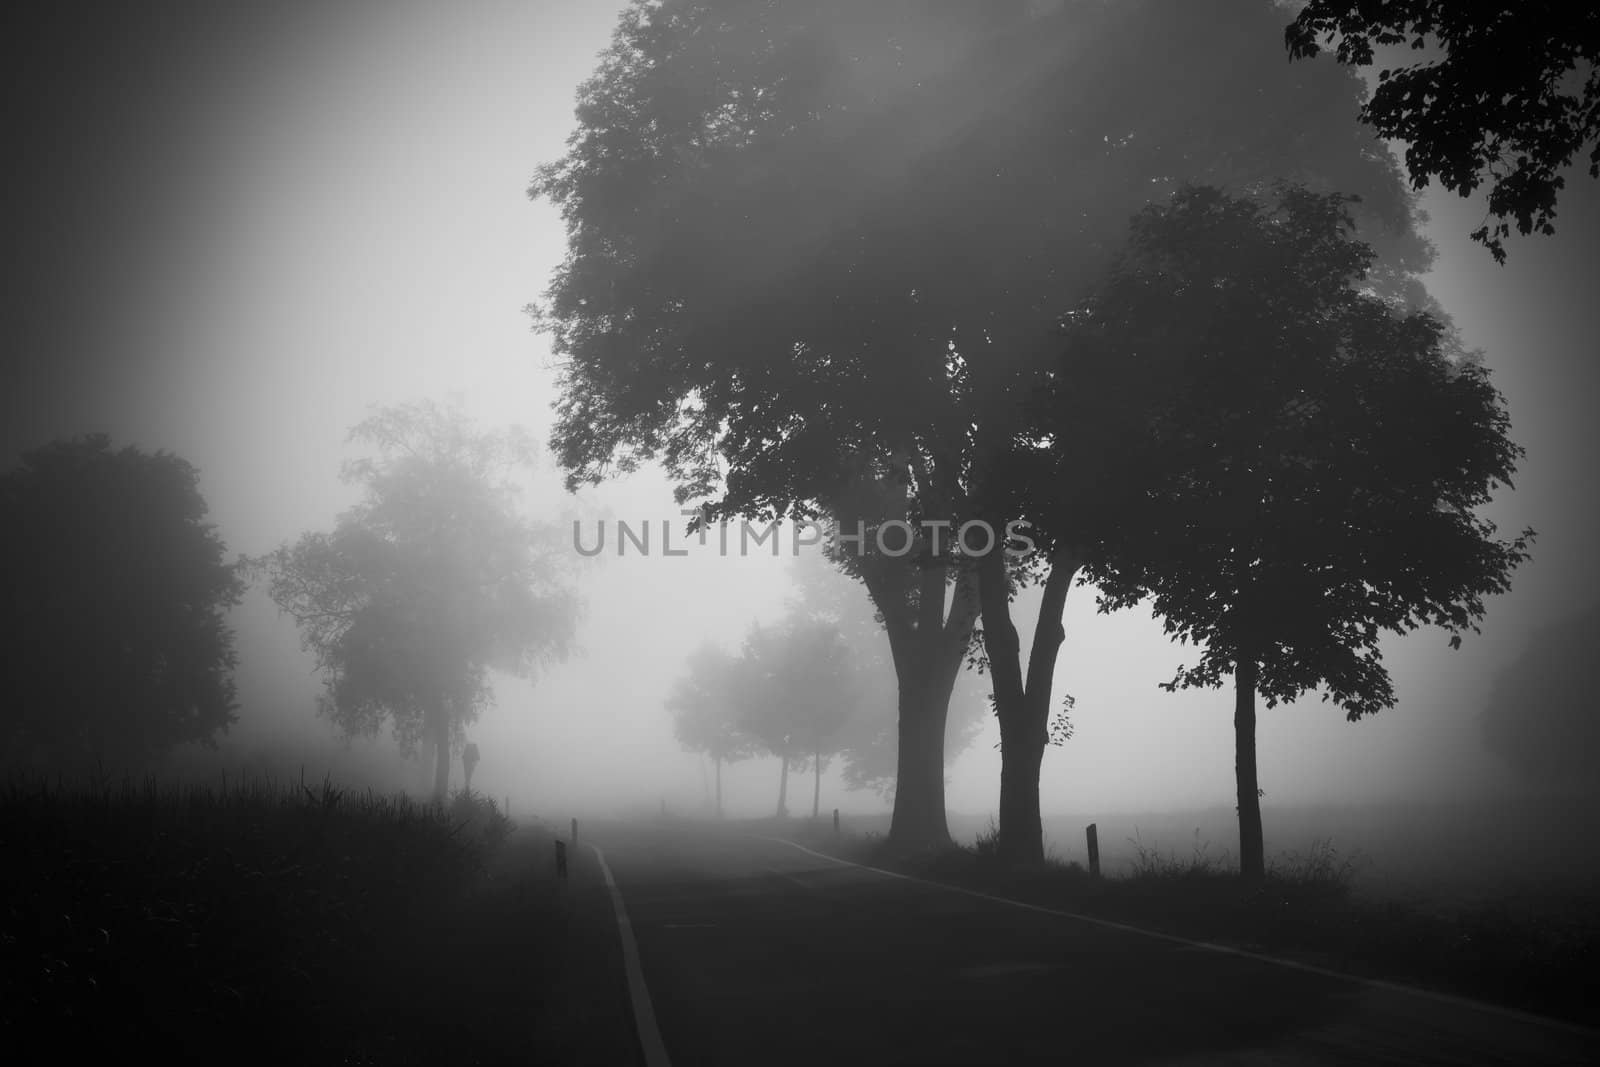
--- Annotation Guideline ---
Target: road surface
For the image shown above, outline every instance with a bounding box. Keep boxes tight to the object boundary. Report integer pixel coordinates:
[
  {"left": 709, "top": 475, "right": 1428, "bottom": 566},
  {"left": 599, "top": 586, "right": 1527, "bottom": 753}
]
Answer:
[{"left": 583, "top": 821, "right": 1599, "bottom": 1066}]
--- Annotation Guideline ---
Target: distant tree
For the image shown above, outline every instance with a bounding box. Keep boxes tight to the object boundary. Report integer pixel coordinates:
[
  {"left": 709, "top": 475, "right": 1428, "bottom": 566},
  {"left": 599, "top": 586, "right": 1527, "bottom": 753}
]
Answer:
[
  {"left": 0, "top": 435, "right": 244, "bottom": 772},
  {"left": 1481, "top": 599, "right": 1600, "bottom": 792},
  {"left": 733, "top": 619, "right": 865, "bottom": 818},
  {"left": 1287, "top": 1, "right": 1600, "bottom": 262},
  {"left": 667, "top": 643, "right": 755, "bottom": 816},
  {"left": 533, "top": 0, "right": 1431, "bottom": 856},
  {"left": 253, "top": 401, "right": 580, "bottom": 802},
  {"left": 1047, "top": 185, "right": 1534, "bottom": 879}
]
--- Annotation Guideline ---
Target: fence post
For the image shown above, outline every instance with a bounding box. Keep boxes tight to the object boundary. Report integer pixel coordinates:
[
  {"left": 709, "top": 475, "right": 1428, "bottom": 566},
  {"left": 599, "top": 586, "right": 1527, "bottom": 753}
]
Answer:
[
  {"left": 1086, "top": 823, "right": 1100, "bottom": 878},
  {"left": 571, "top": 817, "right": 578, "bottom": 847},
  {"left": 832, "top": 808, "right": 840, "bottom": 839},
  {"left": 555, "top": 839, "right": 568, "bottom": 879}
]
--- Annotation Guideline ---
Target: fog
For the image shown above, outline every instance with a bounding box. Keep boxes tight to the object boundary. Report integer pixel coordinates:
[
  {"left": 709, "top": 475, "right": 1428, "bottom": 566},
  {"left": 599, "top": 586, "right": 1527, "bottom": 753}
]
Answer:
[{"left": 6, "top": 0, "right": 1598, "bottom": 877}]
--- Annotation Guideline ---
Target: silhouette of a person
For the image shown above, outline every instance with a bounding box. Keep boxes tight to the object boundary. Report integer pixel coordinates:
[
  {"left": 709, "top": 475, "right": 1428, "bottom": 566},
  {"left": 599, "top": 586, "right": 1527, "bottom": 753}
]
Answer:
[{"left": 462, "top": 742, "right": 480, "bottom": 792}]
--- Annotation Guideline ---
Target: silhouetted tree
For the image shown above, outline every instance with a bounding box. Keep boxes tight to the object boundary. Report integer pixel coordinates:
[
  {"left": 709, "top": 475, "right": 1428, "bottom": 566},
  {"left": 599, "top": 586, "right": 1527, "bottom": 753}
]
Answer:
[
  {"left": 668, "top": 643, "right": 755, "bottom": 816},
  {"left": 1481, "top": 599, "right": 1600, "bottom": 793},
  {"left": 1046, "top": 185, "right": 1534, "bottom": 879},
  {"left": 1287, "top": 0, "right": 1600, "bottom": 262},
  {"left": 533, "top": 0, "right": 1427, "bottom": 854},
  {"left": 1, "top": 435, "right": 244, "bottom": 772},
  {"left": 254, "top": 401, "right": 580, "bottom": 802}
]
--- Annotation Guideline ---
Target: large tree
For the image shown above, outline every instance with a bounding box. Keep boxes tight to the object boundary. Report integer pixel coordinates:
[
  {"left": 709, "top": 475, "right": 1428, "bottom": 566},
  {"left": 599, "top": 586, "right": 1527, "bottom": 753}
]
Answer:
[
  {"left": 533, "top": 0, "right": 1427, "bottom": 854},
  {"left": 1046, "top": 185, "right": 1534, "bottom": 879},
  {"left": 1287, "top": 0, "right": 1600, "bottom": 262},
  {"left": 1, "top": 435, "right": 244, "bottom": 772},
  {"left": 255, "top": 401, "right": 580, "bottom": 802}
]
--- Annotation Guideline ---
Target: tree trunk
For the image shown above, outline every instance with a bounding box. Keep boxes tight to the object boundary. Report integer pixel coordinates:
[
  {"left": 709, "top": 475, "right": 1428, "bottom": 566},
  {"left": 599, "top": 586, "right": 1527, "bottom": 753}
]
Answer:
[
  {"left": 887, "top": 658, "right": 958, "bottom": 849},
  {"left": 813, "top": 739, "right": 822, "bottom": 819},
  {"left": 978, "top": 546, "right": 1080, "bottom": 867},
  {"left": 776, "top": 755, "right": 788, "bottom": 818},
  {"left": 431, "top": 701, "right": 451, "bottom": 805},
  {"left": 715, "top": 756, "right": 723, "bottom": 818},
  {"left": 882, "top": 568, "right": 977, "bottom": 854},
  {"left": 997, "top": 715, "right": 1047, "bottom": 865},
  {"left": 1235, "top": 658, "right": 1265, "bottom": 881}
]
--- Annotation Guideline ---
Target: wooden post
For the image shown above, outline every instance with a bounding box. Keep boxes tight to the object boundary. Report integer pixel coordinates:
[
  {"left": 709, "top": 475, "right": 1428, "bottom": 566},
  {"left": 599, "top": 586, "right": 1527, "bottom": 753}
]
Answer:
[
  {"left": 571, "top": 817, "right": 578, "bottom": 846},
  {"left": 832, "top": 808, "right": 840, "bottom": 836},
  {"left": 554, "top": 839, "right": 568, "bottom": 879},
  {"left": 1086, "top": 823, "right": 1100, "bottom": 878}
]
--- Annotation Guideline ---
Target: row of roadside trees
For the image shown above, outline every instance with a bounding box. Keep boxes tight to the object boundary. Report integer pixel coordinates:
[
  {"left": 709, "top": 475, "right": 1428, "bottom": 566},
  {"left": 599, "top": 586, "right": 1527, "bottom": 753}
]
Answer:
[
  {"left": 668, "top": 547, "right": 994, "bottom": 819},
  {"left": 1, "top": 402, "right": 584, "bottom": 805},
  {"left": 533, "top": 0, "right": 1549, "bottom": 875}
]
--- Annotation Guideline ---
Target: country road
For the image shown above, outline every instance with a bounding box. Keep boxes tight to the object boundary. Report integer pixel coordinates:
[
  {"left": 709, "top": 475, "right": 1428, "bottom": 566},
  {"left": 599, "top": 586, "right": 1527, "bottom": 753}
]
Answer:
[{"left": 580, "top": 821, "right": 1599, "bottom": 1066}]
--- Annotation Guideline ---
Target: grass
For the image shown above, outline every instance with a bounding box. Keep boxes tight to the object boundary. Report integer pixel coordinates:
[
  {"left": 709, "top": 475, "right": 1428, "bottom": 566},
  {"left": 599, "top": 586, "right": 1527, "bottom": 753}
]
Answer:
[
  {"left": 1, "top": 773, "right": 522, "bottom": 1062},
  {"left": 802, "top": 822, "right": 1599, "bottom": 1028}
]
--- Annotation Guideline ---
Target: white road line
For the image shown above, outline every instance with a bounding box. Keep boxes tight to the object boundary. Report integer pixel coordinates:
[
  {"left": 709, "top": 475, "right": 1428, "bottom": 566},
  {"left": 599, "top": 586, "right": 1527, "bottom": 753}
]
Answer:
[
  {"left": 750, "top": 833, "right": 1600, "bottom": 1041},
  {"left": 590, "top": 843, "right": 672, "bottom": 1067}
]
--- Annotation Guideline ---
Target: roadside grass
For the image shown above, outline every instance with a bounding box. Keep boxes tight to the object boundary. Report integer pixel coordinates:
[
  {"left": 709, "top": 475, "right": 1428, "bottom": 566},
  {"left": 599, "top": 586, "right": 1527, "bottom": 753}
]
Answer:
[
  {"left": 1, "top": 774, "right": 524, "bottom": 1063},
  {"left": 798, "top": 821, "right": 1599, "bottom": 1028}
]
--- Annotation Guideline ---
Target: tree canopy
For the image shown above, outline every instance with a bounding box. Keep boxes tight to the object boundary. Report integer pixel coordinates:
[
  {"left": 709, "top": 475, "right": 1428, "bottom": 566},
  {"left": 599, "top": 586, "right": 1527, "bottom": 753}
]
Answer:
[
  {"left": 254, "top": 401, "right": 581, "bottom": 800},
  {"left": 534, "top": 0, "right": 1434, "bottom": 853},
  {"left": 1287, "top": 0, "right": 1600, "bottom": 262},
  {"left": 1043, "top": 184, "right": 1533, "bottom": 875},
  {"left": 1, "top": 435, "right": 244, "bottom": 772}
]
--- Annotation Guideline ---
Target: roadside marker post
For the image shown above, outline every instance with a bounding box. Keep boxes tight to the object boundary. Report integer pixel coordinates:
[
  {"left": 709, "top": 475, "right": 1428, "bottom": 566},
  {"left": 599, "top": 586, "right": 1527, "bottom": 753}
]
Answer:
[
  {"left": 832, "top": 808, "right": 840, "bottom": 838},
  {"left": 555, "top": 839, "right": 568, "bottom": 879},
  {"left": 1086, "top": 823, "right": 1100, "bottom": 878}
]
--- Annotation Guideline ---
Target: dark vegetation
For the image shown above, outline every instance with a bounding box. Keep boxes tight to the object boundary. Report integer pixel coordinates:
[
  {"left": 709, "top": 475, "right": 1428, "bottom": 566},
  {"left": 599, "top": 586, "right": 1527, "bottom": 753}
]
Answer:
[
  {"left": 0, "top": 776, "right": 554, "bottom": 1064},
  {"left": 1, "top": 435, "right": 244, "bottom": 775},
  {"left": 1288, "top": 0, "right": 1600, "bottom": 262}
]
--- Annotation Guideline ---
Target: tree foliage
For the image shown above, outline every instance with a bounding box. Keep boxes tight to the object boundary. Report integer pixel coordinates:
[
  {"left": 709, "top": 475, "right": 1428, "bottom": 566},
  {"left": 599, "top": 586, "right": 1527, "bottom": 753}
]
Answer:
[
  {"left": 254, "top": 401, "right": 580, "bottom": 799},
  {"left": 1057, "top": 185, "right": 1532, "bottom": 714},
  {"left": 1, "top": 435, "right": 244, "bottom": 771},
  {"left": 668, "top": 642, "right": 756, "bottom": 766},
  {"left": 533, "top": 0, "right": 1432, "bottom": 851},
  {"left": 1287, "top": 0, "right": 1600, "bottom": 262},
  {"left": 1044, "top": 184, "right": 1533, "bottom": 876}
]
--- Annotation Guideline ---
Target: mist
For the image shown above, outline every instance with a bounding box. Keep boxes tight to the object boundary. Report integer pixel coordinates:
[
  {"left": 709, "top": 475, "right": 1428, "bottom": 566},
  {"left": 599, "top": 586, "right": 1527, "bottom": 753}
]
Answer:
[{"left": 6, "top": 2, "right": 1600, "bottom": 1060}]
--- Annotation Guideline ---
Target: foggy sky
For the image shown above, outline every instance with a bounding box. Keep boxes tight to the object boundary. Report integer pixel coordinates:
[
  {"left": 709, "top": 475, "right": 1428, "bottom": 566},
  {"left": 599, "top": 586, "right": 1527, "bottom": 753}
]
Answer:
[{"left": 5, "top": 1, "right": 1597, "bottom": 824}]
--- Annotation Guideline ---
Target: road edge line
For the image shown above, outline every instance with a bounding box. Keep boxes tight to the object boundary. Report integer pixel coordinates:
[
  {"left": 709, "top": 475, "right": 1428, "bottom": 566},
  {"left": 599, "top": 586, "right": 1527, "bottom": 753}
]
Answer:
[
  {"left": 752, "top": 833, "right": 1599, "bottom": 1040},
  {"left": 590, "top": 843, "right": 673, "bottom": 1067}
]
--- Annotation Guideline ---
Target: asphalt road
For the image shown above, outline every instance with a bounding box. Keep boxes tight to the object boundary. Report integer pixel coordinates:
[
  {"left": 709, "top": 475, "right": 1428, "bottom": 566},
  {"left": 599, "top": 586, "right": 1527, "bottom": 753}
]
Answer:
[{"left": 585, "top": 821, "right": 1600, "bottom": 1067}]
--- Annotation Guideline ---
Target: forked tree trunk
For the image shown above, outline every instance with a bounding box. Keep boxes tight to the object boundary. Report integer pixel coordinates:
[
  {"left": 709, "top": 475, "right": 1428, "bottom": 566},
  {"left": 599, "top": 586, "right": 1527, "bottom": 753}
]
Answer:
[
  {"left": 1235, "top": 658, "right": 1265, "bottom": 881},
  {"left": 979, "top": 545, "right": 1080, "bottom": 867},
  {"left": 883, "top": 568, "right": 978, "bottom": 854}
]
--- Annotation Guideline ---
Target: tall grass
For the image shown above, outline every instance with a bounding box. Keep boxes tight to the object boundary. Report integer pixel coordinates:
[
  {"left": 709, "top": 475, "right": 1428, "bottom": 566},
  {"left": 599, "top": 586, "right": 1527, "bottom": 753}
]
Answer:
[{"left": 1, "top": 772, "right": 515, "bottom": 1060}]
